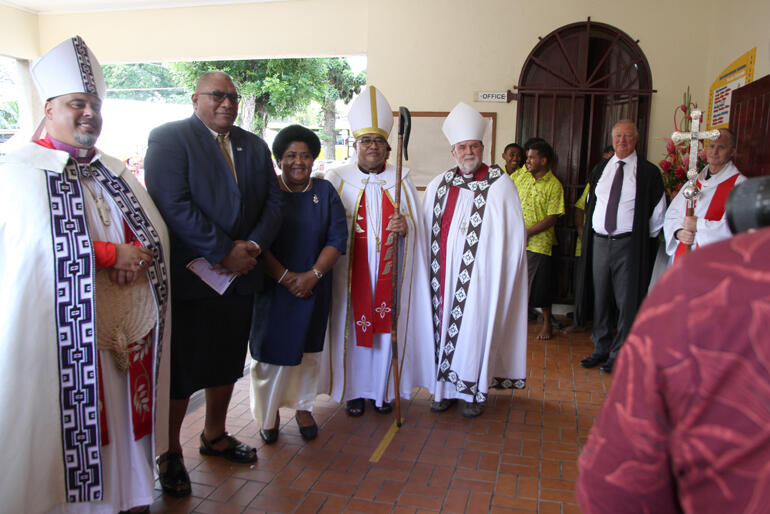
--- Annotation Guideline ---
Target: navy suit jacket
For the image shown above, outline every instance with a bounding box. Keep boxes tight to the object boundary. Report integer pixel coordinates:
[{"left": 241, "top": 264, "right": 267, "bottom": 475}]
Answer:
[{"left": 145, "top": 114, "right": 282, "bottom": 300}]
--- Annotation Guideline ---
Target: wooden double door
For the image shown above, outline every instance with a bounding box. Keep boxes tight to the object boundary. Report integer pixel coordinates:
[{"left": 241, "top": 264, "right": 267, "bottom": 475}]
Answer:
[{"left": 514, "top": 19, "right": 654, "bottom": 304}]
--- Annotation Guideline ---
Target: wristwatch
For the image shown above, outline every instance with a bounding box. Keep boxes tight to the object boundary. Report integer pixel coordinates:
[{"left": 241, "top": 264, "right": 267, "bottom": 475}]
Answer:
[{"left": 312, "top": 268, "right": 323, "bottom": 279}]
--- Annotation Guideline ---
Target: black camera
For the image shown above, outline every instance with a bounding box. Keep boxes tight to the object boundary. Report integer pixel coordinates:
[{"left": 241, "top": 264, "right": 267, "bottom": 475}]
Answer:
[{"left": 726, "top": 176, "right": 770, "bottom": 234}]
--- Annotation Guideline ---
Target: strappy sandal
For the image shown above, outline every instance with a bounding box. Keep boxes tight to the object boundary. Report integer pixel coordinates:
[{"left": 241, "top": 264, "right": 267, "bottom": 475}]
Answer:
[
  {"left": 370, "top": 399, "right": 393, "bottom": 414},
  {"left": 156, "top": 452, "right": 191, "bottom": 498},
  {"left": 345, "top": 398, "right": 365, "bottom": 417},
  {"left": 199, "top": 431, "right": 257, "bottom": 463}
]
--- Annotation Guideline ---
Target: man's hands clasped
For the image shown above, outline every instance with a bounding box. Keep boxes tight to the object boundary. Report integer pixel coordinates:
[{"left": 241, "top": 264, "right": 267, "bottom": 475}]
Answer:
[{"left": 218, "top": 240, "right": 261, "bottom": 276}]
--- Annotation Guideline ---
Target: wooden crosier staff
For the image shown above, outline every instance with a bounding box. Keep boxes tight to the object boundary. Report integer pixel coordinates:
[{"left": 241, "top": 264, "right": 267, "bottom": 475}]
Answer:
[
  {"left": 671, "top": 109, "right": 719, "bottom": 252},
  {"left": 390, "top": 106, "right": 411, "bottom": 427}
]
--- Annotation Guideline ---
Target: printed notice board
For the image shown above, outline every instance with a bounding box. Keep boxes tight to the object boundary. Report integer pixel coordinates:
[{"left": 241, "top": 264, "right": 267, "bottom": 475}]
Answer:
[{"left": 707, "top": 48, "right": 756, "bottom": 130}]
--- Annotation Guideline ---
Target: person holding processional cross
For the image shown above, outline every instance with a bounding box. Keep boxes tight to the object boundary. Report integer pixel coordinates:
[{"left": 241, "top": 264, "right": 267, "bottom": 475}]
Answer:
[
  {"left": 664, "top": 124, "right": 745, "bottom": 264},
  {"left": 424, "top": 102, "right": 528, "bottom": 419},
  {"left": 321, "top": 86, "right": 434, "bottom": 417}
]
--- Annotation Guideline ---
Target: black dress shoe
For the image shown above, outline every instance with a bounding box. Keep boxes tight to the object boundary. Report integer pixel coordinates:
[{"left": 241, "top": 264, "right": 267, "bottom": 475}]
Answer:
[
  {"left": 298, "top": 423, "right": 318, "bottom": 441},
  {"left": 579, "top": 353, "right": 609, "bottom": 368},
  {"left": 259, "top": 428, "right": 279, "bottom": 444},
  {"left": 600, "top": 358, "right": 615, "bottom": 374}
]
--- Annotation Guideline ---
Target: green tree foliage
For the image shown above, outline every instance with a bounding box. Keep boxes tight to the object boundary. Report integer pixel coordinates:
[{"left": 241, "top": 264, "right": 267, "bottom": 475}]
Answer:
[
  {"left": 318, "top": 58, "right": 366, "bottom": 159},
  {"left": 171, "top": 59, "right": 328, "bottom": 136},
  {"left": 102, "top": 63, "right": 187, "bottom": 103},
  {"left": 0, "top": 100, "right": 19, "bottom": 129}
]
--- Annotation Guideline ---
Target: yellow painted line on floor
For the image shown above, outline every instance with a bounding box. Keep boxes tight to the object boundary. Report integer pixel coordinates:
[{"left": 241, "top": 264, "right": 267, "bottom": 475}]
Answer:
[{"left": 369, "top": 419, "right": 403, "bottom": 463}]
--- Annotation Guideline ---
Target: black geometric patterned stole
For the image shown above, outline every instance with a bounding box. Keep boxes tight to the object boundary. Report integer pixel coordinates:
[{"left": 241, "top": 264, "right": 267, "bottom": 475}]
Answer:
[
  {"left": 428, "top": 165, "right": 504, "bottom": 403},
  {"left": 44, "top": 162, "right": 103, "bottom": 502},
  {"left": 43, "top": 160, "right": 169, "bottom": 502},
  {"left": 86, "top": 162, "right": 169, "bottom": 349}
]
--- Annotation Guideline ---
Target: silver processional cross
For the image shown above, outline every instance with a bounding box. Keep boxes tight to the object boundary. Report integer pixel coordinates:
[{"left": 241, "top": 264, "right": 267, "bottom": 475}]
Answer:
[{"left": 671, "top": 109, "right": 720, "bottom": 212}]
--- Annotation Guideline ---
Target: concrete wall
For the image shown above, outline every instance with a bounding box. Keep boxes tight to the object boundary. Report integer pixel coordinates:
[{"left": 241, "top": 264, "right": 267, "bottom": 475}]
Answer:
[
  {"left": 704, "top": 0, "right": 770, "bottom": 96},
  {"left": 0, "top": 5, "right": 39, "bottom": 60},
  {"left": 2, "top": 0, "right": 768, "bottom": 163},
  {"left": 36, "top": 0, "right": 366, "bottom": 62}
]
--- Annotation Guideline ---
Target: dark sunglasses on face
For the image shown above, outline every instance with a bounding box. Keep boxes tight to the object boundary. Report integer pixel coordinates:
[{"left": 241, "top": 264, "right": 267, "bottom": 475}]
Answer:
[{"left": 198, "top": 90, "right": 241, "bottom": 104}]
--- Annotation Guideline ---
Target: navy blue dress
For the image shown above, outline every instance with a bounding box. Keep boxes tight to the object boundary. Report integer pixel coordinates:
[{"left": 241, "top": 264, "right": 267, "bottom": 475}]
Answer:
[{"left": 250, "top": 178, "right": 348, "bottom": 366}]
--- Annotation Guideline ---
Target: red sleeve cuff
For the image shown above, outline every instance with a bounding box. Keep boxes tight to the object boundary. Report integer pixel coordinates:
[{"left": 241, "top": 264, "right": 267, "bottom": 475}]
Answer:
[{"left": 93, "top": 241, "right": 117, "bottom": 268}]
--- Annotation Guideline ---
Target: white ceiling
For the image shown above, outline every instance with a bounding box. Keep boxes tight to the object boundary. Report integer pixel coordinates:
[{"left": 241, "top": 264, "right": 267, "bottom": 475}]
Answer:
[{"left": 1, "top": 0, "right": 286, "bottom": 14}]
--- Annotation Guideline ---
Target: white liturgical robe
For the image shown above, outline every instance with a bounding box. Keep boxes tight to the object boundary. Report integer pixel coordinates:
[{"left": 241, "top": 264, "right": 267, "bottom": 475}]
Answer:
[
  {"left": 663, "top": 161, "right": 745, "bottom": 264},
  {"left": 423, "top": 165, "right": 528, "bottom": 404},
  {"left": 320, "top": 161, "right": 434, "bottom": 407}
]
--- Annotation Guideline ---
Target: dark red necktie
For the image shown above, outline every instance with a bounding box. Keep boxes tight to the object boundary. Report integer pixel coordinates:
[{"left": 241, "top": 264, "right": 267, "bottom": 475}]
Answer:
[{"left": 604, "top": 160, "right": 625, "bottom": 234}]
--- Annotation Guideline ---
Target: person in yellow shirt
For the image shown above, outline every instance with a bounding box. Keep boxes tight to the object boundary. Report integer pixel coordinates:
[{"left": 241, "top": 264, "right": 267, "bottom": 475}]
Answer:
[
  {"left": 511, "top": 140, "right": 565, "bottom": 340},
  {"left": 502, "top": 143, "right": 524, "bottom": 176}
]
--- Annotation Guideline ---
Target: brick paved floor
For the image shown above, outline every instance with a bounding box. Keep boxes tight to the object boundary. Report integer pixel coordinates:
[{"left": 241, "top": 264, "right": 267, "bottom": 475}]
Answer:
[{"left": 151, "top": 320, "right": 611, "bottom": 513}]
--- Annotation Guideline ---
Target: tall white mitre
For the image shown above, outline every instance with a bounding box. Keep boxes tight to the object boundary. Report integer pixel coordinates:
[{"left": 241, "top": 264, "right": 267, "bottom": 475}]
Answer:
[
  {"left": 442, "top": 102, "right": 487, "bottom": 145},
  {"left": 31, "top": 35, "right": 106, "bottom": 101},
  {"left": 348, "top": 85, "right": 393, "bottom": 138}
]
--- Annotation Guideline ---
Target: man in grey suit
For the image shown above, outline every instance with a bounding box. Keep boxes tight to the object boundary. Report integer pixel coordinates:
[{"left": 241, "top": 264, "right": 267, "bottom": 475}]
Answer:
[
  {"left": 145, "top": 71, "right": 282, "bottom": 497},
  {"left": 576, "top": 120, "right": 665, "bottom": 374}
]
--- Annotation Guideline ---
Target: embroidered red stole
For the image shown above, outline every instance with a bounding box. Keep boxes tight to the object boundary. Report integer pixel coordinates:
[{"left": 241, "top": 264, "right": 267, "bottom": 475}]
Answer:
[
  {"left": 674, "top": 173, "right": 740, "bottom": 261},
  {"left": 351, "top": 189, "right": 395, "bottom": 347},
  {"left": 438, "top": 165, "right": 489, "bottom": 310}
]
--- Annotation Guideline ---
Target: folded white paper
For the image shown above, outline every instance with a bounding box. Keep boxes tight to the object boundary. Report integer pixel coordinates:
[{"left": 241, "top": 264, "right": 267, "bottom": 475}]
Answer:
[{"left": 186, "top": 257, "right": 236, "bottom": 295}]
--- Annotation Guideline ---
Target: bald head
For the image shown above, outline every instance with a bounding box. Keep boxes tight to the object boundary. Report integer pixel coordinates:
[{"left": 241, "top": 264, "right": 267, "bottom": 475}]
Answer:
[
  {"left": 706, "top": 128, "right": 737, "bottom": 175},
  {"left": 612, "top": 120, "right": 639, "bottom": 159},
  {"left": 195, "top": 71, "right": 233, "bottom": 93},
  {"left": 192, "top": 70, "right": 238, "bottom": 134},
  {"left": 718, "top": 128, "right": 736, "bottom": 148}
]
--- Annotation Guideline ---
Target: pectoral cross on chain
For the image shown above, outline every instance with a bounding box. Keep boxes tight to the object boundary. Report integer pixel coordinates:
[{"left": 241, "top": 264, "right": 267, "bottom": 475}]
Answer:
[{"left": 671, "top": 109, "right": 720, "bottom": 209}]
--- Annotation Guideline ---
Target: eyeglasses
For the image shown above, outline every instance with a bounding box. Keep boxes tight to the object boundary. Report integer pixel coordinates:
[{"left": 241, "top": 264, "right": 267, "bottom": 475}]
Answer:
[
  {"left": 199, "top": 90, "right": 241, "bottom": 104},
  {"left": 357, "top": 137, "right": 388, "bottom": 147}
]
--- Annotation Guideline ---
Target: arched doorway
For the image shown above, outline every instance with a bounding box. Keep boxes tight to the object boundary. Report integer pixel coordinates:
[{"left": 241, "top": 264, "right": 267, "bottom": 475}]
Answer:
[{"left": 514, "top": 18, "right": 654, "bottom": 304}]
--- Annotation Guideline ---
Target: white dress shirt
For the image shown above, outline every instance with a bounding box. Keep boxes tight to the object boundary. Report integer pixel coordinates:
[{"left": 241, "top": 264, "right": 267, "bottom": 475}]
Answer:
[{"left": 591, "top": 152, "right": 665, "bottom": 237}]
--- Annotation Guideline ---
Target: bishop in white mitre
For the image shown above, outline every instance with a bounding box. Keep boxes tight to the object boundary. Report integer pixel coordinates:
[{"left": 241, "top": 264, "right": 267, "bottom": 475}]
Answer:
[
  {"left": 423, "top": 102, "right": 528, "bottom": 418},
  {"left": 321, "top": 86, "right": 434, "bottom": 416},
  {"left": 0, "top": 37, "right": 171, "bottom": 513}
]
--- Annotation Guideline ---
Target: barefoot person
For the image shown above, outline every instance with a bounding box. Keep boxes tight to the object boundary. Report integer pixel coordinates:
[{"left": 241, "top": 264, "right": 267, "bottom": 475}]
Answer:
[{"left": 511, "top": 140, "right": 565, "bottom": 340}]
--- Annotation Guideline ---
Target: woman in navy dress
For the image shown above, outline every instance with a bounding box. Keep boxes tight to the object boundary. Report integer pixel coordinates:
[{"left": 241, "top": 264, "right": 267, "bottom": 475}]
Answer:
[{"left": 249, "top": 125, "right": 347, "bottom": 444}]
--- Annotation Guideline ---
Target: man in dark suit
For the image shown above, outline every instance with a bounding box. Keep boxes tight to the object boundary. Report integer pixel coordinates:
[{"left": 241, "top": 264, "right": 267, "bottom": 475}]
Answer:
[
  {"left": 145, "top": 71, "right": 282, "bottom": 497},
  {"left": 576, "top": 120, "right": 665, "bottom": 374}
]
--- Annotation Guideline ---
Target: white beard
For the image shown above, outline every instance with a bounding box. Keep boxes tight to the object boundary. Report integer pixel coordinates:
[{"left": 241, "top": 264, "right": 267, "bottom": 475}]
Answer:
[{"left": 457, "top": 156, "right": 480, "bottom": 175}]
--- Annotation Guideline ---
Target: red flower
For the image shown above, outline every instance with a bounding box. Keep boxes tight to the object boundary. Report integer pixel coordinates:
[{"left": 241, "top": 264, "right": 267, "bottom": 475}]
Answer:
[
  {"left": 666, "top": 141, "right": 676, "bottom": 155},
  {"left": 674, "top": 166, "right": 686, "bottom": 180},
  {"left": 680, "top": 104, "right": 688, "bottom": 113},
  {"left": 659, "top": 159, "right": 672, "bottom": 172}
]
